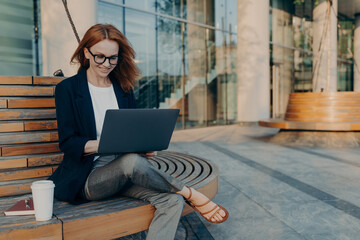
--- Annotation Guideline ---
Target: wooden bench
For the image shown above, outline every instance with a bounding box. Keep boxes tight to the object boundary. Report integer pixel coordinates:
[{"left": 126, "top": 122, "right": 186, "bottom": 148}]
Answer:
[
  {"left": 0, "top": 76, "right": 219, "bottom": 239},
  {"left": 259, "top": 92, "right": 360, "bottom": 131}
]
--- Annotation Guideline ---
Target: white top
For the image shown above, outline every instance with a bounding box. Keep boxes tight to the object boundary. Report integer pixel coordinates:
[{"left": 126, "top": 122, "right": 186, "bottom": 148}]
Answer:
[
  {"left": 88, "top": 81, "right": 119, "bottom": 162},
  {"left": 88, "top": 81, "right": 119, "bottom": 139}
]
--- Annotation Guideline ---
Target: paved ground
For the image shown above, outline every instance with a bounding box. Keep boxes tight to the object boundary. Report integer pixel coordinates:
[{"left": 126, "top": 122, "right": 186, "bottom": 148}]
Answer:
[{"left": 124, "top": 125, "right": 360, "bottom": 240}]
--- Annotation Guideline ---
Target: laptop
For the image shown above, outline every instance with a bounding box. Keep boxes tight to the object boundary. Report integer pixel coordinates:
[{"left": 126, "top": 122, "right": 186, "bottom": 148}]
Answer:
[{"left": 98, "top": 109, "right": 180, "bottom": 154}]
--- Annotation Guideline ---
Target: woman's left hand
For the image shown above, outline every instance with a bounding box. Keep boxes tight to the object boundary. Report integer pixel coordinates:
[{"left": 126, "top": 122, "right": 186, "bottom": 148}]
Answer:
[{"left": 140, "top": 151, "right": 157, "bottom": 159}]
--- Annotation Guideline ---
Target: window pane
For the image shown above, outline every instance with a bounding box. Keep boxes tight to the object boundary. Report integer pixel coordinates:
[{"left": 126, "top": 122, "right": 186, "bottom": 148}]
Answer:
[
  {"left": 125, "top": 0, "right": 156, "bottom": 12},
  {"left": 98, "top": 2, "right": 123, "bottom": 32},
  {"left": 215, "top": 0, "right": 237, "bottom": 32},
  {"left": 0, "top": 0, "right": 35, "bottom": 75},
  {"left": 125, "top": 9, "right": 157, "bottom": 108},
  {"left": 157, "top": 17, "right": 184, "bottom": 128},
  {"left": 157, "top": 0, "right": 183, "bottom": 19}
]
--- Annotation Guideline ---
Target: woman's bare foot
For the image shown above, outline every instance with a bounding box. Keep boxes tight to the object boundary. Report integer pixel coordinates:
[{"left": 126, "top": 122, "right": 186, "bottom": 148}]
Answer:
[{"left": 178, "top": 186, "right": 228, "bottom": 223}]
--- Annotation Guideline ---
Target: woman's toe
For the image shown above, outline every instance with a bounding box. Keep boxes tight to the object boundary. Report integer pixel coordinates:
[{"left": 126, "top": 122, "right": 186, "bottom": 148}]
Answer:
[
  {"left": 212, "top": 214, "right": 220, "bottom": 221},
  {"left": 220, "top": 209, "right": 226, "bottom": 217}
]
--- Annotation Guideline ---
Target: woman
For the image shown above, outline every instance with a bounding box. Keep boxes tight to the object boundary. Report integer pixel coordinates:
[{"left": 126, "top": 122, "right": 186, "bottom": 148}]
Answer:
[{"left": 49, "top": 24, "right": 228, "bottom": 240}]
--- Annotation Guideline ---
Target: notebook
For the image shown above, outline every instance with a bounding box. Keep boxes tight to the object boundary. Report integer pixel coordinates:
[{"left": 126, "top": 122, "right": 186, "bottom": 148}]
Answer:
[
  {"left": 4, "top": 199, "right": 35, "bottom": 216},
  {"left": 98, "top": 109, "right": 179, "bottom": 154}
]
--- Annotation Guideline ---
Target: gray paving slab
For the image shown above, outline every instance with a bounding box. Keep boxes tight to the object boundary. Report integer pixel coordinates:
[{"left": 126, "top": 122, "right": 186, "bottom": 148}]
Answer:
[
  {"left": 222, "top": 142, "right": 360, "bottom": 205},
  {"left": 167, "top": 125, "right": 360, "bottom": 239},
  {"left": 199, "top": 178, "right": 305, "bottom": 240}
]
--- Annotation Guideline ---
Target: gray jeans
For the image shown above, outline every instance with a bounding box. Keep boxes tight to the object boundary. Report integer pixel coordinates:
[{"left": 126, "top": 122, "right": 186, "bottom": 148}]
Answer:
[{"left": 84, "top": 153, "right": 186, "bottom": 240}]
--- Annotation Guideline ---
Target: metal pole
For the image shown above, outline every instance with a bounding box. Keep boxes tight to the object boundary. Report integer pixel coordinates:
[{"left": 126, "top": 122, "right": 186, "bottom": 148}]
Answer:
[
  {"left": 33, "top": 0, "right": 40, "bottom": 76},
  {"left": 226, "top": 24, "right": 232, "bottom": 124},
  {"left": 205, "top": 29, "right": 209, "bottom": 127},
  {"left": 181, "top": 0, "right": 186, "bottom": 129},
  {"left": 222, "top": 18, "right": 228, "bottom": 124},
  {"left": 204, "top": 0, "right": 208, "bottom": 126},
  {"left": 122, "top": 0, "right": 126, "bottom": 34},
  {"left": 272, "top": 65, "right": 276, "bottom": 118},
  {"left": 155, "top": 0, "right": 159, "bottom": 108}
]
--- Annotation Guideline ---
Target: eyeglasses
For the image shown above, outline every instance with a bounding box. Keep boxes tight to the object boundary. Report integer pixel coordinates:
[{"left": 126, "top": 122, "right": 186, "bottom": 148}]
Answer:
[{"left": 87, "top": 48, "right": 119, "bottom": 65}]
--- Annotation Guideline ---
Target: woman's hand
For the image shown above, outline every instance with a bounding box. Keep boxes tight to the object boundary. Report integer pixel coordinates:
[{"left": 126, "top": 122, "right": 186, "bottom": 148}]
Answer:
[
  {"left": 140, "top": 151, "right": 157, "bottom": 159},
  {"left": 84, "top": 140, "right": 99, "bottom": 155}
]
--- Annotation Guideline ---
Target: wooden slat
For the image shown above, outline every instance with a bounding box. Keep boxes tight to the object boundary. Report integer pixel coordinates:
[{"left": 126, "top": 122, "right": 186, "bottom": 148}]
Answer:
[
  {"left": 288, "top": 99, "right": 360, "bottom": 104},
  {"left": 0, "top": 109, "right": 56, "bottom": 120},
  {"left": 289, "top": 92, "right": 360, "bottom": 98},
  {"left": 258, "top": 119, "right": 360, "bottom": 131},
  {"left": 28, "top": 153, "right": 63, "bottom": 167},
  {"left": 0, "top": 182, "right": 31, "bottom": 197},
  {"left": 285, "top": 115, "right": 360, "bottom": 122},
  {"left": 33, "top": 76, "right": 64, "bottom": 85},
  {"left": 24, "top": 120, "right": 57, "bottom": 131},
  {"left": 0, "top": 76, "right": 32, "bottom": 85},
  {"left": 0, "top": 86, "right": 54, "bottom": 97},
  {"left": 1, "top": 143, "right": 60, "bottom": 157},
  {"left": 0, "top": 158, "right": 27, "bottom": 169},
  {"left": 258, "top": 120, "right": 288, "bottom": 129},
  {"left": 0, "top": 222, "right": 62, "bottom": 240},
  {"left": 288, "top": 97, "right": 360, "bottom": 101},
  {"left": 0, "top": 122, "right": 23, "bottom": 133},
  {"left": 62, "top": 204, "right": 154, "bottom": 240},
  {"left": 0, "top": 167, "right": 53, "bottom": 181},
  {"left": 285, "top": 113, "right": 360, "bottom": 118},
  {"left": 0, "top": 132, "right": 57, "bottom": 145},
  {"left": 50, "top": 132, "right": 59, "bottom": 141},
  {"left": 286, "top": 105, "right": 360, "bottom": 110},
  {"left": 7, "top": 98, "right": 55, "bottom": 108},
  {"left": 0, "top": 178, "right": 48, "bottom": 197},
  {"left": 0, "top": 100, "right": 6, "bottom": 108}
]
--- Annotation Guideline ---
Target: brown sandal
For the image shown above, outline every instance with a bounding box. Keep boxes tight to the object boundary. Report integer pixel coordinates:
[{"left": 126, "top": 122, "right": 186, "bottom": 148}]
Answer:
[{"left": 185, "top": 186, "right": 229, "bottom": 224}]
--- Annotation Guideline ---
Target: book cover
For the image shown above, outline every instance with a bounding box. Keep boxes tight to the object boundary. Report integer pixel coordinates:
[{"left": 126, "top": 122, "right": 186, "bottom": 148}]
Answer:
[{"left": 4, "top": 199, "right": 35, "bottom": 216}]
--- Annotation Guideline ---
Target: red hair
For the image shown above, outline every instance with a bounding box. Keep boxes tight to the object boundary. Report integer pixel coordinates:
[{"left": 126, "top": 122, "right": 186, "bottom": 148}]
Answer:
[{"left": 71, "top": 24, "right": 140, "bottom": 92}]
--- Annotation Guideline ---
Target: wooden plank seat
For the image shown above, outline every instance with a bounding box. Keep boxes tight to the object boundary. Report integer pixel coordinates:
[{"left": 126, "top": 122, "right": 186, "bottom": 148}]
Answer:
[
  {"left": 0, "top": 76, "right": 219, "bottom": 239},
  {"left": 0, "top": 152, "right": 218, "bottom": 240}
]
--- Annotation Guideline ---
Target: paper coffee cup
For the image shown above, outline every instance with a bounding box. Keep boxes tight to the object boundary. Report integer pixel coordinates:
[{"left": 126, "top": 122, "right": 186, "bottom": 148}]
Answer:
[{"left": 31, "top": 180, "right": 55, "bottom": 221}]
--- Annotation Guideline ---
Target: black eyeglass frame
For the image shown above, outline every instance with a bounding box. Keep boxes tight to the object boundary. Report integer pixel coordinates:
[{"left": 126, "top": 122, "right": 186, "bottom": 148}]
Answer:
[{"left": 87, "top": 48, "right": 120, "bottom": 65}]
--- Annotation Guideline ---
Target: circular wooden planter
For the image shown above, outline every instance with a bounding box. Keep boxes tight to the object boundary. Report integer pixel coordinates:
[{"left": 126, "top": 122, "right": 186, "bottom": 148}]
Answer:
[
  {"left": 259, "top": 92, "right": 360, "bottom": 131},
  {"left": 285, "top": 92, "right": 360, "bottom": 122},
  {"left": 259, "top": 92, "right": 360, "bottom": 147}
]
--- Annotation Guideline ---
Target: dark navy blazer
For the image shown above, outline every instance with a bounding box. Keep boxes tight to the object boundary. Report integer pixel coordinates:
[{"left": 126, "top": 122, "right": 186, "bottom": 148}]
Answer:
[{"left": 48, "top": 69, "right": 136, "bottom": 204}]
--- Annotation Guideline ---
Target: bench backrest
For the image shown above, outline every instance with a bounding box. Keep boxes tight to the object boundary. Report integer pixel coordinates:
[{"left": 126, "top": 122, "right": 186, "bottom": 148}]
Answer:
[{"left": 0, "top": 76, "right": 64, "bottom": 197}]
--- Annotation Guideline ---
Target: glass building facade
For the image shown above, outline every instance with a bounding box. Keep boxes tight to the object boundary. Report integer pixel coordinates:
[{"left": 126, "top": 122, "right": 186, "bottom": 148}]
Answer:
[
  {"left": 270, "top": 0, "right": 355, "bottom": 118},
  {"left": 0, "top": 0, "right": 40, "bottom": 76},
  {"left": 98, "top": 0, "right": 238, "bottom": 129},
  {"left": 0, "top": 0, "right": 358, "bottom": 127}
]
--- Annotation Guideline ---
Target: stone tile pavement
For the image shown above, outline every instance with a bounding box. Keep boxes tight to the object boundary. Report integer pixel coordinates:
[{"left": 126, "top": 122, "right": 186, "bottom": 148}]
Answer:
[{"left": 124, "top": 125, "right": 360, "bottom": 240}]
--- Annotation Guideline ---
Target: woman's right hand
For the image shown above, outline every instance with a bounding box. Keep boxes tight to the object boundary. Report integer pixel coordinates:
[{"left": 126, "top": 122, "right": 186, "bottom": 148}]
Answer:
[{"left": 84, "top": 140, "right": 99, "bottom": 154}]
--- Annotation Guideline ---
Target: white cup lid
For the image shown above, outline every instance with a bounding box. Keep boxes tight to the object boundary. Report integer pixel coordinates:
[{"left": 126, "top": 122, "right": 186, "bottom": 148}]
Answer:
[{"left": 31, "top": 180, "right": 55, "bottom": 189}]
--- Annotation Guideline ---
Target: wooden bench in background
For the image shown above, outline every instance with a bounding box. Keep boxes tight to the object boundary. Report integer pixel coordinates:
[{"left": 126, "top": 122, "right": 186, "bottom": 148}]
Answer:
[
  {"left": 259, "top": 92, "right": 360, "bottom": 147},
  {"left": 0, "top": 76, "right": 219, "bottom": 240},
  {"left": 259, "top": 92, "right": 360, "bottom": 131}
]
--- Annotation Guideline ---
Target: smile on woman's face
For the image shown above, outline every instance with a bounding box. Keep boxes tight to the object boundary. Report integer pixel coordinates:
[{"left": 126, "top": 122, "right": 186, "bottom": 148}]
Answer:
[{"left": 84, "top": 39, "right": 119, "bottom": 79}]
